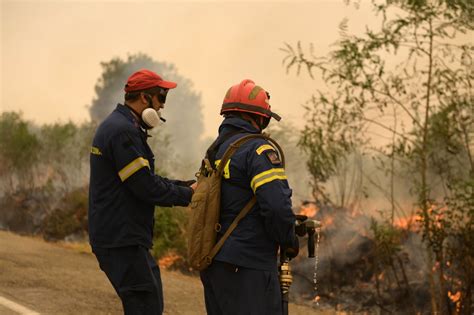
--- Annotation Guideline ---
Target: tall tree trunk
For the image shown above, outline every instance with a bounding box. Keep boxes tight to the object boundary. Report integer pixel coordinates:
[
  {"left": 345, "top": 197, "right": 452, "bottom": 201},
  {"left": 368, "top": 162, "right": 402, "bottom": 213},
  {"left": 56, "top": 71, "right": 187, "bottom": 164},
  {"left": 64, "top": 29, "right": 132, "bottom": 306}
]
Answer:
[{"left": 420, "top": 18, "right": 443, "bottom": 315}]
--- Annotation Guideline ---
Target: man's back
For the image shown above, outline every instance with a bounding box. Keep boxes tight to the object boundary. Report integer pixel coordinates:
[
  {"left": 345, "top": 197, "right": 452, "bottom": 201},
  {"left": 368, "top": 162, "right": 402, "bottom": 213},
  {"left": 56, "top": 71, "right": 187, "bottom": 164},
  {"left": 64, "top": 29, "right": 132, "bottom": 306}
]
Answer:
[{"left": 212, "top": 116, "right": 296, "bottom": 271}]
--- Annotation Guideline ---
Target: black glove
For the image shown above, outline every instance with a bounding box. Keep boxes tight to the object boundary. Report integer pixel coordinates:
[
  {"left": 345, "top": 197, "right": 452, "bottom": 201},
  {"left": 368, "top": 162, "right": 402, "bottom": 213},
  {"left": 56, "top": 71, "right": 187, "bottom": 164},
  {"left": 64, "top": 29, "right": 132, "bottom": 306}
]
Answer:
[
  {"left": 175, "top": 179, "right": 196, "bottom": 187},
  {"left": 295, "top": 221, "right": 307, "bottom": 237},
  {"left": 284, "top": 238, "right": 300, "bottom": 259}
]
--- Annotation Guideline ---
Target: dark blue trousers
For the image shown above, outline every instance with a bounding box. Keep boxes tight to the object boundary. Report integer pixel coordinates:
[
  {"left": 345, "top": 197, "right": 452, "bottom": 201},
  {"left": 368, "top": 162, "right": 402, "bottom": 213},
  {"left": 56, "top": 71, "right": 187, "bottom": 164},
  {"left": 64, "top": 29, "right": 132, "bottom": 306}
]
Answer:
[
  {"left": 200, "top": 261, "right": 282, "bottom": 315},
  {"left": 93, "top": 245, "right": 163, "bottom": 315}
]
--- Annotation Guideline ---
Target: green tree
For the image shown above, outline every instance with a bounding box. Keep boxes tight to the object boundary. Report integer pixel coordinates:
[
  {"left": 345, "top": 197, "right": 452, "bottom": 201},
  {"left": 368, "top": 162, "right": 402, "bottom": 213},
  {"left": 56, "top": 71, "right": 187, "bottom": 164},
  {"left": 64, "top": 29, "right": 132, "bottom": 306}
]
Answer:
[
  {"left": 266, "top": 121, "right": 313, "bottom": 202},
  {"left": 89, "top": 53, "right": 205, "bottom": 176},
  {"left": 0, "top": 112, "right": 40, "bottom": 192},
  {"left": 37, "top": 121, "right": 96, "bottom": 193},
  {"left": 283, "top": 0, "right": 473, "bottom": 313}
]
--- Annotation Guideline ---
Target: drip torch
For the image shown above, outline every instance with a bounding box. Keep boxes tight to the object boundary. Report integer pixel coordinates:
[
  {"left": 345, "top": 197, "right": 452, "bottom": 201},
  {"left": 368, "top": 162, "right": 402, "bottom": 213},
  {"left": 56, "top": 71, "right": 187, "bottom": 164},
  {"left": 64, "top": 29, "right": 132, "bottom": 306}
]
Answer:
[{"left": 279, "top": 214, "right": 321, "bottom": 315}]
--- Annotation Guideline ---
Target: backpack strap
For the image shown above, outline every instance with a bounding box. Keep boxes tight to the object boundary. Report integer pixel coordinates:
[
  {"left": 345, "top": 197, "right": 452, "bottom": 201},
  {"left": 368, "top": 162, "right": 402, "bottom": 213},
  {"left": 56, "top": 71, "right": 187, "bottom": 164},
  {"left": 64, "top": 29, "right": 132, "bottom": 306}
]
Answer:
[
  {"left": 206, "top": 196, "right": 257, "bottom": 265},
  {"left": 217, "top": 133, "right": 285, "bottom": 176},
  {"left": 206, "top": 129, "right": 244, "bottom": 170},
  {"left": 204, "top": 133, "right": 285, "bottom": 266}
]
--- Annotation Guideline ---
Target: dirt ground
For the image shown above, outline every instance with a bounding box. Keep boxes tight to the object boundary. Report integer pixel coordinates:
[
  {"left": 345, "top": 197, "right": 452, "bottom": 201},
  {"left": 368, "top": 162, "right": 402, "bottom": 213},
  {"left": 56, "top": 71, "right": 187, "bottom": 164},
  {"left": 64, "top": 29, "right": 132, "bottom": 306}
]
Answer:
[{"left": 0, "top": 231, "right": 328, "bottom": 315}]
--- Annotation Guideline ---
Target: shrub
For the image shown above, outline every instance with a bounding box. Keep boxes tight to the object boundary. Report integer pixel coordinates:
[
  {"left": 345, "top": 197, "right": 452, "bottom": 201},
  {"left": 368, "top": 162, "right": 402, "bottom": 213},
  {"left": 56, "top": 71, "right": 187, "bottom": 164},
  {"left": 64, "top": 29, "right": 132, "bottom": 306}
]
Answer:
[
  {"left": 152, "top": 206, "right": 189, "bottom": 259},
  {"left": 42, "top": 187, "right": 88, "bottom": 241}
]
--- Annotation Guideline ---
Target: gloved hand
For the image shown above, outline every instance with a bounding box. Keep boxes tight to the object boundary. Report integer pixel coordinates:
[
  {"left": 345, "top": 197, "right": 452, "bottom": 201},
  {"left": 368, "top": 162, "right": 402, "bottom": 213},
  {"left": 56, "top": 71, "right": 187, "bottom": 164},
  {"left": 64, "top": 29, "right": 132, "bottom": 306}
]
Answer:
[
  {"left": 295, "top": 221, "right": 307, "bottom": 237},
  {"left": 284, "top": 238, "right": 299, "bottom": 259},
  {"left": 175, "top": 179, "right": 197, "bottom": 187}
]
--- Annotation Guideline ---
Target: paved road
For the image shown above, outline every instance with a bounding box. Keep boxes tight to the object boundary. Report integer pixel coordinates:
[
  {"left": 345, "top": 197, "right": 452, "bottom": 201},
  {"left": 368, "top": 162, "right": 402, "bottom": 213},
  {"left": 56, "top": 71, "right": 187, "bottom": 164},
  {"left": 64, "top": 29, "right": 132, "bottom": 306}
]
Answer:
[{"left": 0, "top": 295, "right": 40, "bottom": 314}]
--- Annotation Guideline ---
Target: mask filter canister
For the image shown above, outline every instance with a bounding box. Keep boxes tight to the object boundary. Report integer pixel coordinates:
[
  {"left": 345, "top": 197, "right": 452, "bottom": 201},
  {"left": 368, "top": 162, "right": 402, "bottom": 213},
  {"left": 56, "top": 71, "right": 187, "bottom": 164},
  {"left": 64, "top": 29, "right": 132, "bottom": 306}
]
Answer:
[{"left": 142, "top": 108, "right": 165, "bottom": 128}]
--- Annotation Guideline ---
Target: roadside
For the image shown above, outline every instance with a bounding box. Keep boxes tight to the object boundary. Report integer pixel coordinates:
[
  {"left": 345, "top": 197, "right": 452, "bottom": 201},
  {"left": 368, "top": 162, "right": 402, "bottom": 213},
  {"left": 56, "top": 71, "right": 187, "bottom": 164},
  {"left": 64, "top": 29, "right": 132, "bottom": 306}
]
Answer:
[{"left": 0, "top": 231, "right": 323, "bottom": 315}]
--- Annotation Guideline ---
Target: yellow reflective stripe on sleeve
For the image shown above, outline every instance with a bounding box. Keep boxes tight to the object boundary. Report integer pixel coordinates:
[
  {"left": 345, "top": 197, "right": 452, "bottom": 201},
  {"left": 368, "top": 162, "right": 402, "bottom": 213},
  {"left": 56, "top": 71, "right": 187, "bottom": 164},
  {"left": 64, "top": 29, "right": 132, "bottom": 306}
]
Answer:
[
  {"left": 215, "top": 159, "right": 231, "bottom": 179},
  {"left": 250, "top": 168, "right": 287, "bottom": 192},
  {"left": 91, "top": 146, "right": 102, "bottom": 155},
  {"left": 256, "top": 144, "right": 275, "bottom": 155},
  {"left": 118, "top": 157, "right": 150, "bottom": 182}
]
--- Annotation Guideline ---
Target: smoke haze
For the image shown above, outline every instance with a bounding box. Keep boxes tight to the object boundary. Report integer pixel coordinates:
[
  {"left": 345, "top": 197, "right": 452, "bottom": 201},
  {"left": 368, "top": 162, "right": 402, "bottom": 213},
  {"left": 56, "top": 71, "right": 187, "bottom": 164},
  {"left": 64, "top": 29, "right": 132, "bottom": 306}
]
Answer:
[{"left": 1, "top": 0, "right": 378, "bottom": 138}]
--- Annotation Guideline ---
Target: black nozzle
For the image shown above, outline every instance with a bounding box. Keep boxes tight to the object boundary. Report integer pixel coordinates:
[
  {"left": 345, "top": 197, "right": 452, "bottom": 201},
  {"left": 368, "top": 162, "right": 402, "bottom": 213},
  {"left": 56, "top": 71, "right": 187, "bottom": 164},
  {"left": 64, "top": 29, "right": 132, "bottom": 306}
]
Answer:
[
  {"left": 295, "top": 214, "right": 308, "bottom": 222},
  {"left": 307, "top": 229, "right": 315, "bottom": 258}
]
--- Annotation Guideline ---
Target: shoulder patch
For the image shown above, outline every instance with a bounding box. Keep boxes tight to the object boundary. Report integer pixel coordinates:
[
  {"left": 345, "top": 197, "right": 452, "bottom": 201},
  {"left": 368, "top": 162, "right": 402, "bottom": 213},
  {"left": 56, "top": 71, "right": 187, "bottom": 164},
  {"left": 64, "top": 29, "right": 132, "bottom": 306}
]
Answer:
[
  {"left": 215, "top": 159, "right": 231, "bottom": 179},
  {"left": 256, "top": 144, "right": 275, "bottom": 155},
  {"left": 266, "top": 150, "right": 281, "bottom": 165}
]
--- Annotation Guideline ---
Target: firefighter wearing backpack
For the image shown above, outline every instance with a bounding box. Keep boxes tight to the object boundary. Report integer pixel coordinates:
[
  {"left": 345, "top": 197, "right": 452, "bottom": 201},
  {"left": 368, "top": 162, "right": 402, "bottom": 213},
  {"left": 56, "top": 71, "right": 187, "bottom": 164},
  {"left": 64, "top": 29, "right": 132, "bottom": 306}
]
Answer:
[{"left": 199, "top": 79, "right": 299, "bottom": 315}]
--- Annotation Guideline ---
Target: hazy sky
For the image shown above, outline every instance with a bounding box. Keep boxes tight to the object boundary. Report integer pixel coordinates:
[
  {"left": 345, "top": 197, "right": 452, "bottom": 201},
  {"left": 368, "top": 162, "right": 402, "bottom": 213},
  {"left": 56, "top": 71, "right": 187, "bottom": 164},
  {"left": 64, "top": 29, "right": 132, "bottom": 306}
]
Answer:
[{"left": 1, "top": 0, "right": 377, "bottom": 137}]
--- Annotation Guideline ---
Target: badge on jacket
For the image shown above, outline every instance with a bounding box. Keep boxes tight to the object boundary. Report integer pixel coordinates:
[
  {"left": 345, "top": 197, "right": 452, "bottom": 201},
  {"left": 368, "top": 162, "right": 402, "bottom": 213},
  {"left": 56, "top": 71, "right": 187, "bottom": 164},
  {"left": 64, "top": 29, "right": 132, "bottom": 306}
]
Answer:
[{"left": 266, "top": 151, "right": 281, "bottom": 165}]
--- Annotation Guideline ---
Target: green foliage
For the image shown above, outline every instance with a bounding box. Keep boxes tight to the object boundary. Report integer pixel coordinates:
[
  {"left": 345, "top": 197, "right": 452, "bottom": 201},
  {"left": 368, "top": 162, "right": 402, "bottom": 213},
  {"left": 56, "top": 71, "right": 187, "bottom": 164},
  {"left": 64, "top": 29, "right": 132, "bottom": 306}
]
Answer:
[
  {"left": 370, "top": 218, "right": 403, "bottom": 266},
  {"left": 0, "top": 112, "right": 94, "bottom": 237},
  {"left": 444, "top": 179, "right": 474, "bottom": 258},
  {"left": 283, "top": 0, "right": 472, "bottom": 312},
  {"left": 37, "top": 121, "right": 96, "bottom": 191},
  {"left": 0, "top": 112, "right": 40, "bottom": 189},
  {"left": 283, "top": 0, "right": 472, "bottom": 217},
  {"left": 298, "top": 93, "right": 366, "bottom": 205},
  {"left": 152, "top": 206, "right": 188, "bottom": 259},
  {"left": 38, "top": 122, "right": 78, "bottom": 188},
  {"left": 444, "top": 179, "right": 474, "bottom": 307},
  {"left": 266, "top": 121, "right": 312, "bottom": 201},
  {"left": 426, "top": 100, "right": 473, "bottom": 185}
]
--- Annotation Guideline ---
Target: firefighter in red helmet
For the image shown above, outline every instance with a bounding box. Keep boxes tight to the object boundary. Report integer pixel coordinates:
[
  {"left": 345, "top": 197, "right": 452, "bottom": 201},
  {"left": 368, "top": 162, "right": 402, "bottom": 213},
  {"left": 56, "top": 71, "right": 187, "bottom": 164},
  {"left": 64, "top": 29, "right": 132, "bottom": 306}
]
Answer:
[
  {"left": 220, "top": 79, "right": 282, "bottom": 126},
  {"left": 199, "top": 79, "right": 299, "bottom": 315}
]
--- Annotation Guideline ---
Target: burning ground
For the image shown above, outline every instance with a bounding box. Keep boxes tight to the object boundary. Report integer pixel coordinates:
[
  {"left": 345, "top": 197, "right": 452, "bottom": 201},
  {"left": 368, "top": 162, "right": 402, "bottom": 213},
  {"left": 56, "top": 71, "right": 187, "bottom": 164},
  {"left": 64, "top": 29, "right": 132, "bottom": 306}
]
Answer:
[{"left": 290, "top": 201, "right": 472, "bottom": 314}]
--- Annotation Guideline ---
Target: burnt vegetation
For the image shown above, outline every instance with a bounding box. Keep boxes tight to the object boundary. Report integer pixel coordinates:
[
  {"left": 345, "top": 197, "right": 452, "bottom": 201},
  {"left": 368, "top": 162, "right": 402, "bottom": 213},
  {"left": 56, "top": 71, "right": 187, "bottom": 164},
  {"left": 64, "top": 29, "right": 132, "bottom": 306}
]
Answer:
[{"left": 283, "top": 0, "right": 473, "bottom": 314}]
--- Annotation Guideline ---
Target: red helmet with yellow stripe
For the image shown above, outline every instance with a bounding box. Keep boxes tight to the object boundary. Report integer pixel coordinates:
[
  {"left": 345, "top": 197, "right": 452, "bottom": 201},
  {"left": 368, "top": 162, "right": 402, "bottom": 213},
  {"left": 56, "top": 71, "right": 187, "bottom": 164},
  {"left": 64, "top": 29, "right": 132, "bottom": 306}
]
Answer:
[{"left": 220, "top": 79, "right": 281, "bottom": 121}]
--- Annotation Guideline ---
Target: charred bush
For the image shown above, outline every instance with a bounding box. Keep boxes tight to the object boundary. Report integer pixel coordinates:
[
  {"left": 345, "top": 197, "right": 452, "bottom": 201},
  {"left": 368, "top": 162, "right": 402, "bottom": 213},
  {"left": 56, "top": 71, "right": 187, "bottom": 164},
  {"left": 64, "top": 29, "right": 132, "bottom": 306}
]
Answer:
[{"left": 0, "top": 188, "right": 49, "bottom": 234}]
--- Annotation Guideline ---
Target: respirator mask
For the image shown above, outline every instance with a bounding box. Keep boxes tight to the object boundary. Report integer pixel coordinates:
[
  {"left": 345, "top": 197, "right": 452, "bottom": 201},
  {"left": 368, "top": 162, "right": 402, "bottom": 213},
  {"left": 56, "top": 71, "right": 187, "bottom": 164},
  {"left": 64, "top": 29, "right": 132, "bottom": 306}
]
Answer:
[
  {"left": 140, "top": 89, "right": 168, "bottom": 129},
  {"left": 141, "top": 107, "right": 165, "bottom": 129}
]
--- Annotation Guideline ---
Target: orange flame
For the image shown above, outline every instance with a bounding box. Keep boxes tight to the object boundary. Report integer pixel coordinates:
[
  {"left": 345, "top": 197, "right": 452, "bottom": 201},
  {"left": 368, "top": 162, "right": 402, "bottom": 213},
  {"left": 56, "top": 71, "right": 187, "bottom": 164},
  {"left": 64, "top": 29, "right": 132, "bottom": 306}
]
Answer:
[
  {"left": 378, "top": 272, "right": 385, "bottom": 281},
  {"left": 299, "top": 203, "right": 318, "bottom": 218},
  {"left": 158, "top": 252, "right": 182, "bottom": 269},
  {"left": 393, "top": 215, "right": 422, "bottom": 231},
  {"left": 322, "top": 215, "right": 334, "bottom": 227},
  {"left": 448, "top": 291, "right": 461, "bottom": 303}
]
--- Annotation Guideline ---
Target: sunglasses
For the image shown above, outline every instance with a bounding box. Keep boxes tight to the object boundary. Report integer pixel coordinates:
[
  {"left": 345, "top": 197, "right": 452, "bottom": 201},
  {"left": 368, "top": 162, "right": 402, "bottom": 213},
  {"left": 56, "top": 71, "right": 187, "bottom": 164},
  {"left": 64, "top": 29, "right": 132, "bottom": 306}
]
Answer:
[
  {"left": 156, "top": 88, "right": 169, "bottom": 104},
  {"left": 145, "top": 88, "right": 168, "bottom": 104}
]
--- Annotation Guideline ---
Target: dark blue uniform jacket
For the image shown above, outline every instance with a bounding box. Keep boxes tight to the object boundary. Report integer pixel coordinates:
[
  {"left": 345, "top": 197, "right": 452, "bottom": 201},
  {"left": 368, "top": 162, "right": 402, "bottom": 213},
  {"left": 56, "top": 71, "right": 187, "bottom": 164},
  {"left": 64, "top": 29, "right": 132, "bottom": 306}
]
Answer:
[
  {"left": 88, "top": 104, "right": 193, "bottom": 249},
  {"left": 213, "top": 117, "right": 297, "bottom": 271}
]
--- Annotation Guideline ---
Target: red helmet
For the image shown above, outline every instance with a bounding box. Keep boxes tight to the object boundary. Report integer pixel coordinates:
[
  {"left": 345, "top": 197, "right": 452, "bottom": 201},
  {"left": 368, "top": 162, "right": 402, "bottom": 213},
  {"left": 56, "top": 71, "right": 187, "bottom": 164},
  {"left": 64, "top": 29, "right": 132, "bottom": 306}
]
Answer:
[{"left": 221, "top": 79, "right": 281, "bottom": 121}]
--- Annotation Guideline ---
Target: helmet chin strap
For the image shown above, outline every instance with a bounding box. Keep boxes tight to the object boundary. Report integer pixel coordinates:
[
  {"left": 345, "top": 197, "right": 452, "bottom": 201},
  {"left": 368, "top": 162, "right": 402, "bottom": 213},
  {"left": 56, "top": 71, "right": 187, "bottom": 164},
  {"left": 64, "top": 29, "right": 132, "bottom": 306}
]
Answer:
[{"left": 241, "top": 113, "right": 270, "bottom": 131}]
